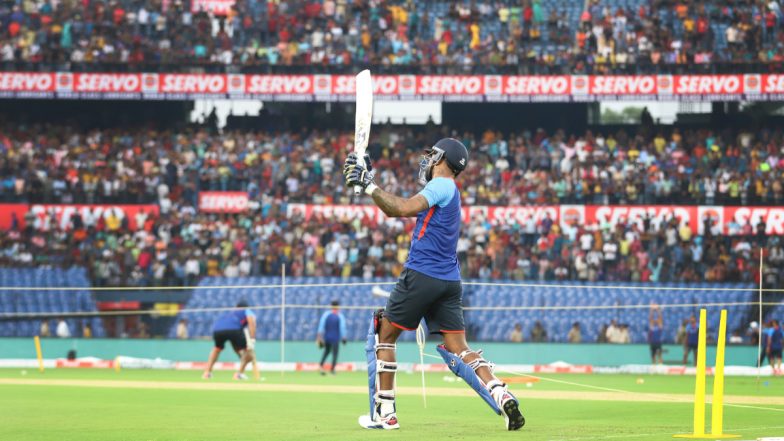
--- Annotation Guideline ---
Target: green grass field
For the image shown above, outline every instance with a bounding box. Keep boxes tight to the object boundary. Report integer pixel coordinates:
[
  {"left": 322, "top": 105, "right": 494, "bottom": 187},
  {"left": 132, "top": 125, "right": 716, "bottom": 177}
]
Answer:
[{"left": 1, "top": 368, "right": 783, "bottom": 441}]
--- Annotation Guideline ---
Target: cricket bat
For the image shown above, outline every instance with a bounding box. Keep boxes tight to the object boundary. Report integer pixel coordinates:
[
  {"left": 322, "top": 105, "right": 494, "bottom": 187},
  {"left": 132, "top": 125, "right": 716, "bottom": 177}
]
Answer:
[
  {"left": 244, "top": 327, "right": 260, "bottom": 380},
  {"left": 371, "top": 286, "right": 390, "bottom": 298},
  {"left": 353, "top": 69, "right": 374, "bottom": 195}
]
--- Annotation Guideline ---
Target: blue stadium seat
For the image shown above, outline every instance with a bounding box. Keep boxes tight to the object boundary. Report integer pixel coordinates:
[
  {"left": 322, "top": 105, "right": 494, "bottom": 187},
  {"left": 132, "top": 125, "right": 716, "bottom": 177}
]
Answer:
[{"left": 0, "top": 268, "right": 103, "bottom": 337}]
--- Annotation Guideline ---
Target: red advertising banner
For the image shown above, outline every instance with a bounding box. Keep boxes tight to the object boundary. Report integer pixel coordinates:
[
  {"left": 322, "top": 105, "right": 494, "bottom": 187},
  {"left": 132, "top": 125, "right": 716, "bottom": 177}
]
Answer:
[
  {"left": 0, "top": 204, "right": 159, "bottom": 230},
  {"left": 584, "top": 205, "right": 699, "bottom": 232},
  {"left": 0, "top": 72, "right": 55, "bottom": 92},
  {"left": 723, "top": 206, "right": 784, "bottom": 235},
  {"left": 191, "top": 0, "right": 235, "bottom": 15},
  {"left": 285, "top": 204, "right": 784, "bottom": 236},
  {"left": 3, "top": 73, "right": 783, "bottom": 102},
  {"left": 198, "top": 192, "right": 249, "bottom": 213},
  {"left": 160, "top": 74, "right": 227, "bottom": 94},
  {"left": 503, "top": 75, "right": 571, "bottom": 95},
  {"left": 246, "top": 75, "right": 315, "bottom": 94},
  {"left": 96, "top": 301, "right": 141, "bottom": 310},
  {"left": 73, "top": 73, "right": 142, "bottom": 93}
]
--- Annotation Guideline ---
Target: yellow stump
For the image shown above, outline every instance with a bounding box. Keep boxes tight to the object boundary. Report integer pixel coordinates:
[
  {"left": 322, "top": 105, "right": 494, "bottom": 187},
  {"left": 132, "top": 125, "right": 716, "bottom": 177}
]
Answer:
[
  {"left": 674, "top": 309, "right": 740, "bottom": 439},
  {"left": 33, "top": 336, "right": 44, "bottom": 373},
  {"left": 114, "top": 356, "right": 121, "bottom": 373},
  {"left": 709, "top": 310, "right": 739, "bottom": 438}
]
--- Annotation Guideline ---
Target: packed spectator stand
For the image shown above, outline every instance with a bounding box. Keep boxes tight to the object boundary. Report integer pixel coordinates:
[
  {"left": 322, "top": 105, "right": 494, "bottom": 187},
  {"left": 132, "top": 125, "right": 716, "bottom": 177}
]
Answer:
[
  {"left": 1, "top": 0, "right": 782, "bottom": 74},
  {"left": 1, "top": 123, "right": 783, "bottom": 288}
]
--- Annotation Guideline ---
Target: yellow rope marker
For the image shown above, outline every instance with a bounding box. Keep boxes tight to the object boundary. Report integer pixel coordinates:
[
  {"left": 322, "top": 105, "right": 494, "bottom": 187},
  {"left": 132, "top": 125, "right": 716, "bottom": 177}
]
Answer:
[
  {"left": 33, "top": 336, "right": 44, "bottom": 373},
  {"left": 114, "top": 356, "right": 121, "bottom": 373}
]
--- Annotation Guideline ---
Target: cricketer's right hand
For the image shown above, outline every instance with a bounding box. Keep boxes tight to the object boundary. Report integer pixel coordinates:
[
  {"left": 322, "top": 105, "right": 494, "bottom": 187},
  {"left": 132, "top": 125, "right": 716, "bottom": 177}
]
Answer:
[{"left": 344, "top": 164, "right": 374, "bottom": 189}]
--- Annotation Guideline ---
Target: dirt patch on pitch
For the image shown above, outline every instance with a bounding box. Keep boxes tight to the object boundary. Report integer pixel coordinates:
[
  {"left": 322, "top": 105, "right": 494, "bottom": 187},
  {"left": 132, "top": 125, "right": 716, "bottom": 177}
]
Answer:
[{"left": 2, "top": 378, "right": 783, "bottom": 407}]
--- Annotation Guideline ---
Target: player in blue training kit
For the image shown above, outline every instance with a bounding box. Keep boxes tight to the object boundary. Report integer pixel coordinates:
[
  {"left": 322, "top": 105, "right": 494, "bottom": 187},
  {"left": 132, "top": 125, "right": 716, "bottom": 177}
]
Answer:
[
  {"left": 344, "top": 138, "right": 525, "bottom": 431},
  {"left": 316, "top": 300, "right": 348, "bottom": 375},
  {"left": 683, "top": 315, "right": 699, "bottom": 366},
  {"left": 766, "top": 319, "right": 782, "bottom": 374},
  {"left": 202, "top": 300, "right": 257, "bottom": 380},
  {"left": 648, "top": 304, "right": 664, "bottom": 365}
]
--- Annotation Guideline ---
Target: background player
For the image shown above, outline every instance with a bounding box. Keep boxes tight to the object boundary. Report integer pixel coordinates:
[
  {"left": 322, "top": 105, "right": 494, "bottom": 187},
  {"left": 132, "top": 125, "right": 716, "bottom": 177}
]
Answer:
[
  {"left": 759, "top": 320, "right": 771, "bottom": 368},
  {"left": 767, "top": 319, "right": 782, "bottom": 375},
  {"left": 344, "top": 138, "right": 525, "bottom": 431},
  {"left": 683, "top": 314, "right": 699, "bottom": 366},
  {"left": 316, "top": 300, "right": 347, "bottom": 375},
  {"left": 648, "top": 303, "right": 664, "bottom": 365},
  {"left": 202, "top": 300, "right": 257, "bottom": 380}
]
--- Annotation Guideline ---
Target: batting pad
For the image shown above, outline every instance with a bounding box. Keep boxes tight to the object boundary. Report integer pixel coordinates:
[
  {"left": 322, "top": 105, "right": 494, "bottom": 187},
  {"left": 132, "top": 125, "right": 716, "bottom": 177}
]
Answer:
[
  {"left": 365, "top": 314, "right": 378, "bottom": 417},
  {"left": 437, "top": 345, "right": 502, "bottom": 415}
]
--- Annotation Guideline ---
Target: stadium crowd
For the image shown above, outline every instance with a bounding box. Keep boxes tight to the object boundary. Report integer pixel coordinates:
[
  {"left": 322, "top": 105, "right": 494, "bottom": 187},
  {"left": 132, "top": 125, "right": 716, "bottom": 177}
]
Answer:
[
  {"left": 1, "top": 123, "right": 783, "bottom": 207},
  {"left": 578, "top": 0, "right": 784, "bottom": 70},
  {"left": 2, "top": 121, "right": 784, "bottom": 287},
  {"left": 2, "top": 183, "right": 783, "bottom": 287},
  {"left": 0, "top": 0, "right": 781, "bottom": 73}
]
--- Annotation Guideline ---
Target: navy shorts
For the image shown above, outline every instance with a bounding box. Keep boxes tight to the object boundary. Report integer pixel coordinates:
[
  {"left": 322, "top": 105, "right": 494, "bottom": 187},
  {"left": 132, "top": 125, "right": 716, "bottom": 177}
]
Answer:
[
  {"left": 650, "top": 343, "right": 662, "bottom": 357},
  {"left": 213, "top": 329, "right": 247, "bottom": 352},
  {"left": 385, "top": 268, "right": 464, "bottom": 334},
  {"left": 771, "top": 348, "right": 783, "bottom": 359}
]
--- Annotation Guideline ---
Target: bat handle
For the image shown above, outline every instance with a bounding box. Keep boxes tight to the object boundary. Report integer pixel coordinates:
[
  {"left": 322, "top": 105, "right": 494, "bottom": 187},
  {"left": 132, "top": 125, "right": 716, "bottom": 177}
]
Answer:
[{"left": 353, "top": 155, "right": 366, "bottom": 196}]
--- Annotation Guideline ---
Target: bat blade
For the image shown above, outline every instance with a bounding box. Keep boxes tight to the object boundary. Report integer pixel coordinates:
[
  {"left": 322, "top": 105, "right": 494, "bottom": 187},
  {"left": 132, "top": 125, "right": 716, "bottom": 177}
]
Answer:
[
  {"left": 354, "top": 69, "right": 373, "bottom": 195},
  {"left": 251, "top": 352, "right": 260, "bottom": 381},
  {"left": 371, "top": 286, "right": 390, "bottom": 298}
]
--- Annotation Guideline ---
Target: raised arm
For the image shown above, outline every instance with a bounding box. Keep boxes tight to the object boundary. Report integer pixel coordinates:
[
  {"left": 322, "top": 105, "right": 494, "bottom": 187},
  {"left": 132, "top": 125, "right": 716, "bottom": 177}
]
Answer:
[
  {"left": 343, "top": 153, "right": 429, "bottom": 217},
  {"left": 368, "top": 187, "right": 429, "bottom": 218}
]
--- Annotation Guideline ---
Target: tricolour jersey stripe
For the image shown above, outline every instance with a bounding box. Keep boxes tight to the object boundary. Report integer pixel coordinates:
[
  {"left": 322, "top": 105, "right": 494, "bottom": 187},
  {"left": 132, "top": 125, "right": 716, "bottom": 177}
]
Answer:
[{"left": 417, "top": 206, "right": 437, "bottom": 240}]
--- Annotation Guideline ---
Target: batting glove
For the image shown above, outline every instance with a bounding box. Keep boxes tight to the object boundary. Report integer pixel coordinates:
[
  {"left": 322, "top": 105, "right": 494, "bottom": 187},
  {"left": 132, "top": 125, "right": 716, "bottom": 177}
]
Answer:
[
  {"left": 247, "top": 338, "right": 256, "bottom": 351},
  {"left": 343, "top": 152, "right": 372, "bottom": 176},
  {"left": 344, "top": 163, "right": 376, "bottom": 194}
]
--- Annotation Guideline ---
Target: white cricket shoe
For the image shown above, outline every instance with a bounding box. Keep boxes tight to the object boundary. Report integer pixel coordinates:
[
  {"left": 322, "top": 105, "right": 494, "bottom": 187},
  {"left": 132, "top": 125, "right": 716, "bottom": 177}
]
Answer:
[
  {"left": 358, "top": 413, "right": 399, "bottom": 430},
  {"left": 489, "top": 380, "right": 525, "bottom": 431},
  {"left": 499, "top": 391, "right": 525, "bottom": 431}
]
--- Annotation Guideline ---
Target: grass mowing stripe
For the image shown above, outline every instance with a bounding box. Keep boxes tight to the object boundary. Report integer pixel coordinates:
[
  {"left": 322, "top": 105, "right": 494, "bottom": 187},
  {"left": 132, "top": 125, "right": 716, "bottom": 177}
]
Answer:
[
  {"left": 2, "top": 373, "right": 784, "bottom": 441},
  {"left": 3, "top": 378, "right": 784, "bottom": 406},
  {"left": 557, "top": 425, "right": 784, "bottom": 441}
]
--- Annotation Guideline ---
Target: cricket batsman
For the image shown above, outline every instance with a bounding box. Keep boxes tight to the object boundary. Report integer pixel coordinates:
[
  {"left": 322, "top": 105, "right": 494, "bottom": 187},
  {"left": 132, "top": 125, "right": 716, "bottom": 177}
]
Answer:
[{"left": 343, "top": 138, "right": 525, "bottom": 431}]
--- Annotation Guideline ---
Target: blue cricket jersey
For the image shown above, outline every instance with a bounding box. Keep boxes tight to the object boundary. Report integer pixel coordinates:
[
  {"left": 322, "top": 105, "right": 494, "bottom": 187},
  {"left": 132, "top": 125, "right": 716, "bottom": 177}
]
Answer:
[
  {"left": 686, "top": 323, "right": 699, "bottom": 346},
  {"left": 770, "top": 326, "right": 783, "bottom": 351},
  {"left": 213, "top": 309, "right": 255, "bottom": 332},
  {"left": 405, "top": 177, "right": 461, "bottom": 281},
  {"left": 318, "top": 310, "right": 347, "bottom": 344},
  {"left": 649, "top": 325, "right": 663, "bottom": 345},
  {"left": 762, "top": 327, "right": 771, "bottom": 346}
]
